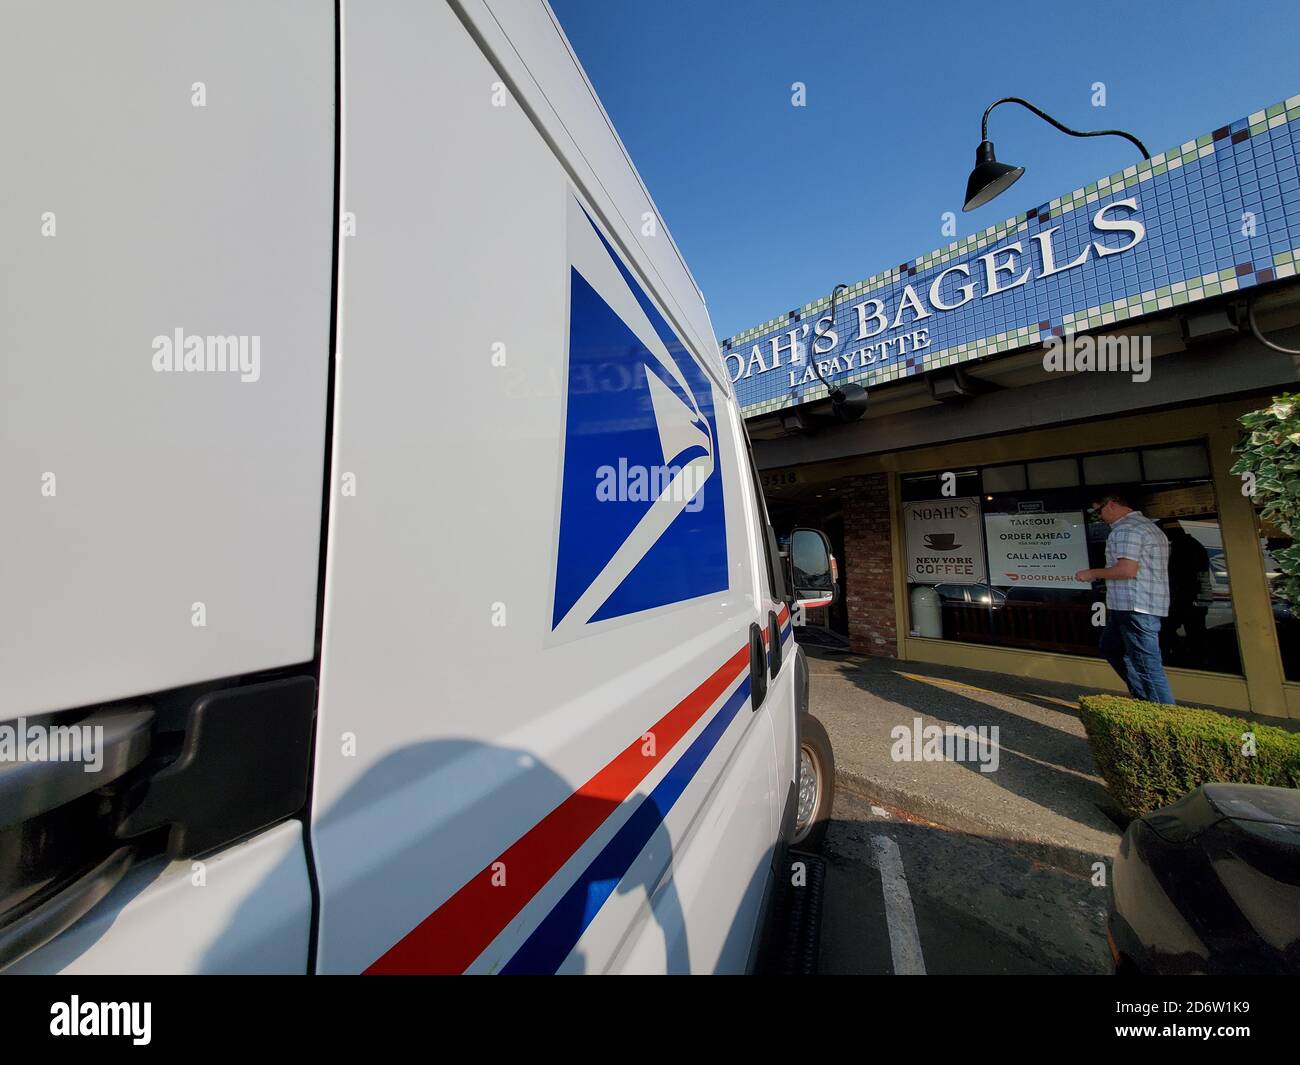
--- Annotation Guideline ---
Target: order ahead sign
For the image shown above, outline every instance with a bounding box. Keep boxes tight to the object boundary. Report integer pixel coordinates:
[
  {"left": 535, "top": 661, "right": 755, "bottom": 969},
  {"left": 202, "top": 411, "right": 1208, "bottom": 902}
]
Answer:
[
  {"left": 904, "top": 497, "right": 986, "bottom": 584},
  {"left": 984, "top": 511, "right": 1091, "bottom": 588}
]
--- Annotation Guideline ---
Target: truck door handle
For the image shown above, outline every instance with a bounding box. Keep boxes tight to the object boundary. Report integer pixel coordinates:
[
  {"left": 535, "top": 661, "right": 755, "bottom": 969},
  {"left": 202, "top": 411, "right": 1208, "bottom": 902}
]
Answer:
[
  {"left": 749, "top": 623, "right": 768, "bottom": 711},
  {"left": 768, "top": 610, "right": 782, "bottom": 678},
  {"left": 0, "top": 706, "right": 154, "bottom": 830},
  {"left": 0, "top": 706, "right": 152, "bottom": 970},
  {"left": 0, "top": 845, "right": 137, "bottom": 971}
]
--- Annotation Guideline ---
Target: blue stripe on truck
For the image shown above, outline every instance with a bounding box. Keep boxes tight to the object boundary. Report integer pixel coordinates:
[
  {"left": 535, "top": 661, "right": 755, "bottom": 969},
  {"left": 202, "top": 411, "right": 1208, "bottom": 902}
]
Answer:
[{"left": 501, "top": 675, "right": 754, "bottom": 974}]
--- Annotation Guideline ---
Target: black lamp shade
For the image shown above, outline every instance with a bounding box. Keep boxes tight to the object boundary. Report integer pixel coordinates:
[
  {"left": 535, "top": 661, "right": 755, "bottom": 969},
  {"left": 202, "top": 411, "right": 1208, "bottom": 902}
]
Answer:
[{"left": 963, "top": 139, "right": 1024, "bottom": 212}]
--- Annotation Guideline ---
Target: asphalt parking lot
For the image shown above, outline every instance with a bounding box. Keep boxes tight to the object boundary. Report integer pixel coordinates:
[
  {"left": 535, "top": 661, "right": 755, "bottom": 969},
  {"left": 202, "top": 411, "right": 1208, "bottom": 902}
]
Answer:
[
  {"left": 793, "top": 642, "right": 1126, "bottom": 974},
  {"left": 819, "top": 786, "right": 1112, "bottom": 974}
]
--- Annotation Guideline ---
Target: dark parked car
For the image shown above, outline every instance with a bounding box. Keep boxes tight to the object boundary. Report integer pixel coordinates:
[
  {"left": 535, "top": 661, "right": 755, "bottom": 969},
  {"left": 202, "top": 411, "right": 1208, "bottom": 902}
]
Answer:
[
  {"left": 1108, "top": 783, "right": 1300, "bottom": 974},
  {"left": 934, "top": 583, "right": 1007, "bottom": 607}
]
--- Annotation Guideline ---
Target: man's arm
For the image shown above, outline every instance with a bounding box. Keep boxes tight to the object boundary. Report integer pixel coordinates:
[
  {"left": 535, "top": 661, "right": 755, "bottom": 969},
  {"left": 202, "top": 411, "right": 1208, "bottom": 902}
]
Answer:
[{"left": 1076, "top": 558, "right": 1138, "bottom": 582}]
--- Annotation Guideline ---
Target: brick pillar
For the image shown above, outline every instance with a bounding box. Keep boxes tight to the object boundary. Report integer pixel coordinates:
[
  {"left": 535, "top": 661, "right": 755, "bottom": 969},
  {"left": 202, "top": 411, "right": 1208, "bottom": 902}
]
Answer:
[{"left": 842, "top": 472, "right": 897, "bottom": 657}]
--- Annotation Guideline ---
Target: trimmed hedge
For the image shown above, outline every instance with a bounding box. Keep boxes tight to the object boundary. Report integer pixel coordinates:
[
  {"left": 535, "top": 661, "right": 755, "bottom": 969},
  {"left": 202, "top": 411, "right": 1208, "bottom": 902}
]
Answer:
[{"left": 1078, "top": 695, "right": 1300, "bottom": 819}]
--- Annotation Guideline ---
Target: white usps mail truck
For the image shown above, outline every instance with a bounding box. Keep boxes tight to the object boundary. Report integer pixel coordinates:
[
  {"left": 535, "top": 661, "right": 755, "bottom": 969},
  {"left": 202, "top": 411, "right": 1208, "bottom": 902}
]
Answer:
[{"left": 0, "top": 0, "right": 836, "bottom": 974}]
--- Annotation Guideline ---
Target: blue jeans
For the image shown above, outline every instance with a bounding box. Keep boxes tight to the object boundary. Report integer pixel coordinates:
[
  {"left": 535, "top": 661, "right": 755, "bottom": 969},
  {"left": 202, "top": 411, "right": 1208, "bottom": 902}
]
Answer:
[{"left": 1100, "top": 609, "right": 1176, "bottom": 704}]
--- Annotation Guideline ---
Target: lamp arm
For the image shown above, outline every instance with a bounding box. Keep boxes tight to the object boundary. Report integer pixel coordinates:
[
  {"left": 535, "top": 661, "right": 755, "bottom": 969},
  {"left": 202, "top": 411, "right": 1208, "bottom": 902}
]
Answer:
[
  {"left": 982, "top": 96, "right": 1150, "bottom": 160},
  {"left": 811, "top": 283, "right": 849, "bottom": 400},
  {"left": 1248, "top": 300, "right": 1300, "bottom": 355}
]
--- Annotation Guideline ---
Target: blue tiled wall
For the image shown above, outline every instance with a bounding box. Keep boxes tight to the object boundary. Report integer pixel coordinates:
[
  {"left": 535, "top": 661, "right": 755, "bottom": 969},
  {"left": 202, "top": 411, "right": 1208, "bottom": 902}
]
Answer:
[{"left": 725, "top": 96, "right": 1300, "bottom": 417}]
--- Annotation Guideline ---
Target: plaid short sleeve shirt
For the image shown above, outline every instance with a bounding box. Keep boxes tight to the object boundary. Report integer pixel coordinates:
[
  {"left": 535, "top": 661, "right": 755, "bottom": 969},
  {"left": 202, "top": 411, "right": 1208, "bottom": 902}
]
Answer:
[{"left": 1104, "top": 511, "right": 1170, "bottom": 616}]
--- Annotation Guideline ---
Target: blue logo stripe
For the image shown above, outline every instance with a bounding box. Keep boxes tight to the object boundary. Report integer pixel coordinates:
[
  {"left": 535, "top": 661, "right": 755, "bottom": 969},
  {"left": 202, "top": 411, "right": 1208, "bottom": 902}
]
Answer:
[
  {"left": 578, "top": 205, "right": 699, "bottom": 413},
  {"left": 501, "top": 675, "right": 754, "bottom": 974}
]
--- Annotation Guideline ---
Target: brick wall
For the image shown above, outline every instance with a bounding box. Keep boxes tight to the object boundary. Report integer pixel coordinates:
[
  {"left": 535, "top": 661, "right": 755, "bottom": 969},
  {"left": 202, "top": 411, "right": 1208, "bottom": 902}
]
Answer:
[{"left": 842, "top": 472, "right": 897, "bottom": 657}]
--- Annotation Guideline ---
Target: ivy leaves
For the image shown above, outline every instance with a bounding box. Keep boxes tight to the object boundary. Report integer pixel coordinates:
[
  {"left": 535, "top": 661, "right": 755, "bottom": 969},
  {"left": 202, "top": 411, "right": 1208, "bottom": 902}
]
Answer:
[{"left": 1232, "top": 392, "right": 1300, "bottom": 604}]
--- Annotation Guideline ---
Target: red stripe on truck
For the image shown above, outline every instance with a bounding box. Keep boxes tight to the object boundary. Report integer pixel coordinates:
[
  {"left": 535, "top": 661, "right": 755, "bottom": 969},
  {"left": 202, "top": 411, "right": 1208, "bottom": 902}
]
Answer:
[{"left": 365, "top": 642, "right": 752, "bottom": 974}]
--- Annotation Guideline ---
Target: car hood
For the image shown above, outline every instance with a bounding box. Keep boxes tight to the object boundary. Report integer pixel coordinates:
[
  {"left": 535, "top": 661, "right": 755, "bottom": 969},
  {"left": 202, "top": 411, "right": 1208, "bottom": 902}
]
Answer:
[{"left": 1143, "top": 784, "right": 1300, "bottom": 843}]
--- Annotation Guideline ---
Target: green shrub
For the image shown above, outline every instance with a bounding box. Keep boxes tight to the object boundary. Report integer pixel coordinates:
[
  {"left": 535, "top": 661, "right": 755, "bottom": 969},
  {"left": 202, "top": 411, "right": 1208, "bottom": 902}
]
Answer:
[
  {"left": 1230, "top": 393, "right": 1300, "bottom": 605},
  {"left": 1078, "top": 694, "right": 1300, "bottom": 818}
]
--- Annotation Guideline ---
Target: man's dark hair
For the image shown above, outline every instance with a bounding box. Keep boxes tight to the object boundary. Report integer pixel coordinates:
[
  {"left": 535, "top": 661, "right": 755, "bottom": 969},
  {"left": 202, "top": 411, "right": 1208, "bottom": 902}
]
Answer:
[{"left": 1089, "top": 489, "right": 1133, "bottom": 510}]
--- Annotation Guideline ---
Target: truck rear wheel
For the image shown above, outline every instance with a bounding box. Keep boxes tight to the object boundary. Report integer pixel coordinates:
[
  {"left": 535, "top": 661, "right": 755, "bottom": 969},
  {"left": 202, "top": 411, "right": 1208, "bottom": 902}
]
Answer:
[{"left": 792, "top": 714, "right": 834, "bottom": 851}]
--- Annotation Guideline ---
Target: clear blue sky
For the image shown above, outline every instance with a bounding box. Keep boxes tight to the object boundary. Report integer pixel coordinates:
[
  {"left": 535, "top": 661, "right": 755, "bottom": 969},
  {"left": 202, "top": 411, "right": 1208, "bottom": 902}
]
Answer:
[{"left": 550, "top": 0, "right": 1300, "bottom": 340}]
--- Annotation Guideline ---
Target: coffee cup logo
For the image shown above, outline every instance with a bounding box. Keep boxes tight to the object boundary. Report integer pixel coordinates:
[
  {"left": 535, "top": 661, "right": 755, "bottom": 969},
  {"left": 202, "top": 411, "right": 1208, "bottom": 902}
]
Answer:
[{"left": 923, "top": 532, "right": 960, "bottom": 551}]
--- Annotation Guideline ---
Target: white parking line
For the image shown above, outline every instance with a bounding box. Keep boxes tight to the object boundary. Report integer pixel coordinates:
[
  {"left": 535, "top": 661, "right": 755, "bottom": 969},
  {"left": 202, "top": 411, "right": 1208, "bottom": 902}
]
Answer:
[{"left": 871, "top": 835, "right": 926, "bottom": 975}]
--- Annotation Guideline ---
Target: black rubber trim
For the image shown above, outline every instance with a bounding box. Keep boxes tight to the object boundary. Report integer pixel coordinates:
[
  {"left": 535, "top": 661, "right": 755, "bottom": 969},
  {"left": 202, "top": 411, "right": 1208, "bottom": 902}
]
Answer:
[
  {"left": 0, "top": 845, "right": 135, "bottom": 972},
  {"left": 299, "top": 0, "right": 344, "bottom": 980}
]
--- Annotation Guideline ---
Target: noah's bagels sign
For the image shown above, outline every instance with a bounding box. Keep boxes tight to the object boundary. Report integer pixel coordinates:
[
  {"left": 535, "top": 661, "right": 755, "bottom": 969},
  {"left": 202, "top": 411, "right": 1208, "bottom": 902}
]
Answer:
[{"left": 725, "top": 198, "right": 1146, "bottom": 390}]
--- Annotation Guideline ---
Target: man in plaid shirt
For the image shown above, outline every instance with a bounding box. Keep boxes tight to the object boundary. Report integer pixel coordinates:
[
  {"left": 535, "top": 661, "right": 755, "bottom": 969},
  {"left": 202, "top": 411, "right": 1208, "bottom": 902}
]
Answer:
[{"left": 1076, "top": 491, "right": 1176, "bottom": 704}]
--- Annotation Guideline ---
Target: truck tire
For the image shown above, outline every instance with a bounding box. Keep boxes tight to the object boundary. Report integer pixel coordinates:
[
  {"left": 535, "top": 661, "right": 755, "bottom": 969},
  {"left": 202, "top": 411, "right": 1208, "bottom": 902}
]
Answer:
[{"left": 792, "top": 713, "right": 834, "bottom": 851}]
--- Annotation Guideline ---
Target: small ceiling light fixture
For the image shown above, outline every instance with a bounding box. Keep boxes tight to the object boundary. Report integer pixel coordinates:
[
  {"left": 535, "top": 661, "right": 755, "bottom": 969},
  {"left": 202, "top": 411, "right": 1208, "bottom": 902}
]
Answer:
[{"left": 963, "top": 96, "right": 1150, "bottom": 212}]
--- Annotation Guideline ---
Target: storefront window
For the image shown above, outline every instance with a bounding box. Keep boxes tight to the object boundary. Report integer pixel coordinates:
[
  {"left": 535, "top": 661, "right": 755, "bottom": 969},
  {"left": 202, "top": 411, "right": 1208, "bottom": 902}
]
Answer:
[{"left": 902, "top": 442, "right": 1244, "bottom": 675}]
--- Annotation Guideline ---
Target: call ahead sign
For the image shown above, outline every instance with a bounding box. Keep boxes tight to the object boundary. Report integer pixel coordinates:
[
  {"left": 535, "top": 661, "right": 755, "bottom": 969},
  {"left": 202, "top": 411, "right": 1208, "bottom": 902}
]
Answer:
[
  {"left": 984, "top": 511, "right": 1091, "bottom": 589},
  {"left": 904, "top": 498, "right": 986, "bottom": 585}
]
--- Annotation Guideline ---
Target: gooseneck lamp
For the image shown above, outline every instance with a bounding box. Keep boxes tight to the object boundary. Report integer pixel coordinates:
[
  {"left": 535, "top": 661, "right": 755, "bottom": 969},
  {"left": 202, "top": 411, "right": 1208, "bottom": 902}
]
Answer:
[
  {"left": 963, "top": 97, "right": 1151, "bottom": 212},
  {"left": 811, "top": 284, "right": 850, "bottom": 401},
  {"left": 809, "top": 283, "right": 868, "bottom": 422}
]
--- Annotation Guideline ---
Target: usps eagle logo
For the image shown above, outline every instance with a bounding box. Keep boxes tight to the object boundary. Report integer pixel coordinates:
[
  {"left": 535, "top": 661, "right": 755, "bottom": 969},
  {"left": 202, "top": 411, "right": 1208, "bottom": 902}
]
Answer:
[{"left": 551, "top": 195, "right": 728, "bottom": 635}]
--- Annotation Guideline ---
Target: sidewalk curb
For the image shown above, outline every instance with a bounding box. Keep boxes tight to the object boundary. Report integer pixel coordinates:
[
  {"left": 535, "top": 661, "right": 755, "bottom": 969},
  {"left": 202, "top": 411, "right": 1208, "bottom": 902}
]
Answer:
[{"left": 835, "top": 768, "right": 1120, "bottom": 875}]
